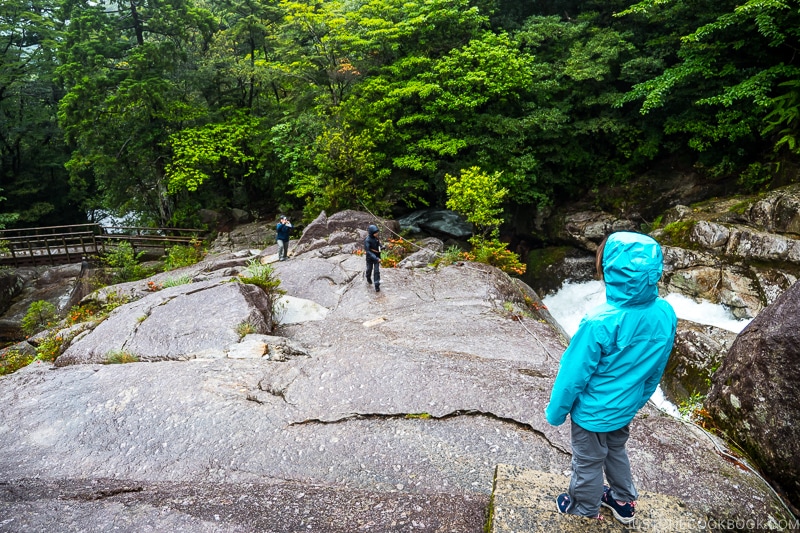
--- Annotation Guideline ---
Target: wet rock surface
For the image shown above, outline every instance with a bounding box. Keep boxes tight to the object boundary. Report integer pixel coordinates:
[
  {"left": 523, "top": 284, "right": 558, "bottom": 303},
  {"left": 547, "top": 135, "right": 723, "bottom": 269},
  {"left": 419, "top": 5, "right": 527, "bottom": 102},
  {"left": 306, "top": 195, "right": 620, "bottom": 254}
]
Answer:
[
  {"left": 0, "top": 218, "right": 792, "bottom": 531},
  {"left": 56, "top": 279, "right": 274, "bottom": 365},
  {"left": 662, "top": 321, "right": 737, "bottom": 404},
  {"left": 706, "top": 280, "right": 800, "bottom": 511}
]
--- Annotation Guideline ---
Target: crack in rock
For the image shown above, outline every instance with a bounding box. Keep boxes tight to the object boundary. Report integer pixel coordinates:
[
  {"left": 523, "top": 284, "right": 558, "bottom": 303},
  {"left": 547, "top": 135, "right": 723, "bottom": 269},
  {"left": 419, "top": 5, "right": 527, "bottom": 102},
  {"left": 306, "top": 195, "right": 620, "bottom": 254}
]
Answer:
[
  {"left": 76, "top": 486, "right": 144, "bottom": 501},
  {"left": 288, "top": 410, "right": 570, "bottom": 455}
]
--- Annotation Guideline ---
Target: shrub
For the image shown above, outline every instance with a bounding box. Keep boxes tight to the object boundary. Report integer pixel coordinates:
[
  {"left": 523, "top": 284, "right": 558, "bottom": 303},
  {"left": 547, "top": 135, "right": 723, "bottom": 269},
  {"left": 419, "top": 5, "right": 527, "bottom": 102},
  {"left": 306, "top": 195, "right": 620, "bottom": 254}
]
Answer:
[
  {"left": 467, "top": 237, "right": 527, "bottom": 276},
  {"left": 239, "top": 258, "right": 286, "bottom": 321},
  {"left": 21, "top": 301, "right": 58, "bottom": 336},
  {"left": 164, "top": 238, "right": 204, "bottom": 271},
  {"left": 103, "top": 241, "right": 151, "bottom": 283},
  {"left": 444, "top": 166, "right": 525, "bottom": 276},
  {"left": 379, "top": 237, "right": 416, "bottom": 268},
  {"left": 0, "top": 348, "right": 35, "bottom": 375},
  {"left": 35, "top": 333, "right": 64, "bottom": 361}
]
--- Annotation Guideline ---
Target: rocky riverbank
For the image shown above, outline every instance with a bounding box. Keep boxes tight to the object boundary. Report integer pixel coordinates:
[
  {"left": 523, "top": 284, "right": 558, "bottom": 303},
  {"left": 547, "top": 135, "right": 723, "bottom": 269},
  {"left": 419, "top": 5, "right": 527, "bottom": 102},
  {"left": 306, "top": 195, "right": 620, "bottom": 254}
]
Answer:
[{"left": 0, "top": 211, "right": 793, "bottom": 531}]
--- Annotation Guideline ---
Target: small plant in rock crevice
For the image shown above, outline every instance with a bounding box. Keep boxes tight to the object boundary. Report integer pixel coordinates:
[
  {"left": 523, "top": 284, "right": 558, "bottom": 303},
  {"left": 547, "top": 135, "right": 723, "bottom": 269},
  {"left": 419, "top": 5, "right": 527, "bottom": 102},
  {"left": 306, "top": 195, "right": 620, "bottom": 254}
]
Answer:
[
  {"left": 162, "top": 274, "right": 192, "bottom": 288},
  {"left": 239, "top": 258, "right": 285, "bottom": 299},
  {"left": 432, "top": 245, "right": 469, "bottom": 268},
  {"left": 66, "top": 304, "right": 99, "bottom": 325},
  {"left": 0, "top": 348, "right": 35, "bottom": 375},
  {"left": 104, "top": 350, "right": 139, "bottom": 364},
  {"left": 238, "top": 258, "right": 286, "bottom": 329},
  {"left": 236, "top": 321, "right": 257, "bottom": 339},
  {"left": 35, "top": 333, "right": 64, "bottom": 361}
]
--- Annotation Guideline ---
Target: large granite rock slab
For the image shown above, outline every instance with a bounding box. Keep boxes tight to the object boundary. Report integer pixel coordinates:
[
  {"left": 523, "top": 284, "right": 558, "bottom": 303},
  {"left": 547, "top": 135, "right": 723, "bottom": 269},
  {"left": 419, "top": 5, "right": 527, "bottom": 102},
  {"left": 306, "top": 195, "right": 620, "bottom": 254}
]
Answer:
[
  {"left": 56, "top": 280, "right": 274, "bottom": 365},
  {"left": 0, "top": 239, "right": 792, "bottom": 530}
]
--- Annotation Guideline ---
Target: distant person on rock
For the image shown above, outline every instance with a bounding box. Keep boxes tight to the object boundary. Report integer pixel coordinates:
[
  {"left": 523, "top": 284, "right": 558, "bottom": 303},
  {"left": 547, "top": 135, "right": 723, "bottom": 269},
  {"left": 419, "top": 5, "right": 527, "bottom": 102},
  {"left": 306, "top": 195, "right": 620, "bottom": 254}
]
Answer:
[
  {"left": 364, "top": 224, "right": 382, "bottom": 292},
  {"left": 276, "top": 215, "right": 292, "bottom": 261},
  {"left": 546, "top": 231, "right": 677, "bottom": 524}
]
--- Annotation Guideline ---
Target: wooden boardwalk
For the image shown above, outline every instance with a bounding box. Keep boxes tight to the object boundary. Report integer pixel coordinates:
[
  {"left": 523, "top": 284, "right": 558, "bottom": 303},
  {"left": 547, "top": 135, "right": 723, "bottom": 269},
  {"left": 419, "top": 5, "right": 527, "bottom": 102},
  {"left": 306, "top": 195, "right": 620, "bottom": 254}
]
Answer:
[{"left": 0, "top": 223, "right": 204, "bottom": 267}]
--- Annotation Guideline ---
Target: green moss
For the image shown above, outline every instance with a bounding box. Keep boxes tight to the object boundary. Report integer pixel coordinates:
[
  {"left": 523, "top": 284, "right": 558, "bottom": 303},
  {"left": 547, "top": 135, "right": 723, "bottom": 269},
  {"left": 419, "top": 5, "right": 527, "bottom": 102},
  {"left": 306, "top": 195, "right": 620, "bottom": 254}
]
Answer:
[
  {"left": 728, "top": 200, "right": 752, "bottom": 215},
  {"left": 659, "top": 220, "right": 697, "bottom": 248},
  {"left": 526, "top": 247, "right": 570, "bottom": 279}
]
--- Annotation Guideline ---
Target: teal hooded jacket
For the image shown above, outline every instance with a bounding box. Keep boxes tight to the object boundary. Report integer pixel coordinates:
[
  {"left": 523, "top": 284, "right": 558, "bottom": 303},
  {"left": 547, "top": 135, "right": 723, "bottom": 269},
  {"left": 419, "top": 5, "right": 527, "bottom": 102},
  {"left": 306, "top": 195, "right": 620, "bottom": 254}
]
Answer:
[{"left": 545, "top": 232, "right": 677, "bottom": 432}]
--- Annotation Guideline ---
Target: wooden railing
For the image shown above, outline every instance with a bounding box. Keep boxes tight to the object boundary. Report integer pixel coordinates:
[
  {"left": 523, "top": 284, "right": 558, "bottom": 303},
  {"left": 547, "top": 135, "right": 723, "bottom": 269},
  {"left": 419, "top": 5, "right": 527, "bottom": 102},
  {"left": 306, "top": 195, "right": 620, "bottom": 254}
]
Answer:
[{"left": 0, "top": 223, "right": 204, "bottom": 267}]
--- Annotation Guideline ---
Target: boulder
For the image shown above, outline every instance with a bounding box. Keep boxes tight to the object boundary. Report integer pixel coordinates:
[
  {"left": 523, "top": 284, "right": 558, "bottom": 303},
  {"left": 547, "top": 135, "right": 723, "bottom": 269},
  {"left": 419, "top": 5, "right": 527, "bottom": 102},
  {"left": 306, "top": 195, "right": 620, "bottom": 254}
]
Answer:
[
  {"left": 0, "top": 265, "right": 84, "bottom": 342},
  {"left": 705, "top": 280, "right": 800, "bottom": 509},
  {"left": 662, "top": 246, "right": 764, "bottom": 319},
  {"left": 397, "top": 240, "right": 442, "bottom": 269},
  {"left": 554, "top": 211, "right": 637, "bottom": 251},
  {"left": 661, "top": 320, "right": 737, "bottom": 404},
  {"left": 0, "top": 269, "right": 26, "bottom": 316},
  {"left": 398, "top": 209, "right": 473, "bottom": 239},
  {"left": 747, "top": 184, "right": 800, "bottom": 235},
  {"left": 208, "top": 222, "right": 275, "bottom": 254},
  {"left": 292, "top": 210, "right": 399, "bottom": 256},
  {"left": 56, "top": 279, "right": 274, "bottom": 365}
]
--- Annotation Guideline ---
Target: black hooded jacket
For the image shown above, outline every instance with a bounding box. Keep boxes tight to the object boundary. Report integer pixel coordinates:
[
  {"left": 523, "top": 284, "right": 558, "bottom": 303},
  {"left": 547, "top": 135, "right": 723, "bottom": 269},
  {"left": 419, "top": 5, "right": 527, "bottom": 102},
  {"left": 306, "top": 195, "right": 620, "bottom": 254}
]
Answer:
[{"left": 365, "top": 234, "right": 381, "bottom": 262}]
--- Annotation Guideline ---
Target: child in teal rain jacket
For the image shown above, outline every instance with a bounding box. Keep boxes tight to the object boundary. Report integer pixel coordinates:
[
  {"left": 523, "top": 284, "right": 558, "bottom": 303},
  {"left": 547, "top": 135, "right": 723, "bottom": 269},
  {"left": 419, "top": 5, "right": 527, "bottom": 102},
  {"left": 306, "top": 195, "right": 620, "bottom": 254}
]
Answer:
[{"left": 545, "top": 231, "right": 677, "bottom": 524}]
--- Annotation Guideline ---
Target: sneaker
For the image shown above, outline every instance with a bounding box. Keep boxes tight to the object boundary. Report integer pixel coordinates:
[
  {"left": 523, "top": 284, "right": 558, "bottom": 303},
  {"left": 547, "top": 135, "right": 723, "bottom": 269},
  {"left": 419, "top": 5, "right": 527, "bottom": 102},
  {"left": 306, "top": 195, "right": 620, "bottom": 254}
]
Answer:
[
  {"left": 556, "top": 493, "right": 572, "bottom": 514},
  {"left": 601, "top": 486, "right": 636, "bottom": 524},
  {"left": 555, "top": 494, "right": 603, "bottom": 520}
]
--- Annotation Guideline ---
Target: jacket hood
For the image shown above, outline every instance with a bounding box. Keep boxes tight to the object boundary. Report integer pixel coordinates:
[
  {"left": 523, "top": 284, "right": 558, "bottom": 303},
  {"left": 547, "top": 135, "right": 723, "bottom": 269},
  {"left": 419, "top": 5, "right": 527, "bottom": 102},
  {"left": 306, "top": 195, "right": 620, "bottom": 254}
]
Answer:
[{"left": 602, "top": 232, "right": 664, "bottom": 307}]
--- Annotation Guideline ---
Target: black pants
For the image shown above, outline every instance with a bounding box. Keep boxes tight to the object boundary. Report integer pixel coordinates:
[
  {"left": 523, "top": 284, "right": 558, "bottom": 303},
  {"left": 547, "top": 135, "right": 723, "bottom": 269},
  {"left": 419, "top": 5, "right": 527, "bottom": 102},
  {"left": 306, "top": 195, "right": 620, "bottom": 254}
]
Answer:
[{"left": 366, "top": 257, "right": 381, "bottom": 286}]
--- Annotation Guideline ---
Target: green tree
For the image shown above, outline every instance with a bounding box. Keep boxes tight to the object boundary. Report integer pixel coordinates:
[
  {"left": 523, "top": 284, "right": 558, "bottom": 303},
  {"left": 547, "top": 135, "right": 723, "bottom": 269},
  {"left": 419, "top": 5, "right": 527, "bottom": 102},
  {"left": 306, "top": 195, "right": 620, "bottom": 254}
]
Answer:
[
  {"left": 444, "top": 166, "right": 524, "bottom": 275},
  {"left": 0, "top": 0, "right": 77, "bottom": 227},
  {"left": 21, "top": 300, "right": 58, "bottom": 336},
  {"left": 445, "top": 166, "right": 506, "bottom": 239},
  {"left": 269, "top": 0, "right": 490, "bottom": 217},
  {"left": 618, "top": 0, "right": 800, "bottom": 184},
  {"left": 56, "top": 0, "right": 217, "bottom": 226}
]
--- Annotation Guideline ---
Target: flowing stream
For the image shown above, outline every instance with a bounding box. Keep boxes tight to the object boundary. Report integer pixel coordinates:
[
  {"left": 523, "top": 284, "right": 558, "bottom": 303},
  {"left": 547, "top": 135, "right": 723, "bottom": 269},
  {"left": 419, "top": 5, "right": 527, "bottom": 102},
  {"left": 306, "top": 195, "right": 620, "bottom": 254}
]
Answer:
[{"left": 542, "top": 281, "right": 753, "bottom": 417}]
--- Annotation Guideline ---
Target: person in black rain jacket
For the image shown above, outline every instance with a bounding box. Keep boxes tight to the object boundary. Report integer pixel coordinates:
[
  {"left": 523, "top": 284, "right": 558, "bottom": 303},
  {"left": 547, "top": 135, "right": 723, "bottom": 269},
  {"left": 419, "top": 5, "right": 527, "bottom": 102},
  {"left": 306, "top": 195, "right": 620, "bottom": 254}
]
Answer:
[{"left": 364, "top": 224, "right": 381, "bottom": 292}]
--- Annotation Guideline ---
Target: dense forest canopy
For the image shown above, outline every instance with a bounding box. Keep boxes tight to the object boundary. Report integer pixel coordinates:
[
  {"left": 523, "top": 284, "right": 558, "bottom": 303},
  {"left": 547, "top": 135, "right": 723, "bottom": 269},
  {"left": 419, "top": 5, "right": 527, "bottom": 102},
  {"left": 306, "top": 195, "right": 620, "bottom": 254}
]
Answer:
[{"left": 1, "top": 0, "right": 798, "bottom": 229}]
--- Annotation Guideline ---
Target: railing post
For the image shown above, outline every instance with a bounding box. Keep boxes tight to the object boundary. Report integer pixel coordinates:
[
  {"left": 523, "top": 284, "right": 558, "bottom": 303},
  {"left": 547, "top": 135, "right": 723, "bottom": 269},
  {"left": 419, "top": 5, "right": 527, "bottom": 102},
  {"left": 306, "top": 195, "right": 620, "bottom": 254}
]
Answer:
[
  {"left": 45, "top": 236, "right": 54, "bottom": 265},
  {"left": 63, "top": 236, "right": 71, "bottom": 263}
]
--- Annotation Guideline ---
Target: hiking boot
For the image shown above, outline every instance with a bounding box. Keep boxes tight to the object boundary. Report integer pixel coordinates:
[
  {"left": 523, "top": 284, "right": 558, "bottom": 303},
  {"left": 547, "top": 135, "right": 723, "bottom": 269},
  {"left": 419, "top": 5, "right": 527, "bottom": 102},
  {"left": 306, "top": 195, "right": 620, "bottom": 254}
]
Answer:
[
  {"left": 375, "top": 284, "right": 380, "bottom": 292},
  {"left": 601, "top": 486, "right": 636, "bottom": 524},
  {"left": 366, "top": 276, "right": 372, "bottom": 284}
]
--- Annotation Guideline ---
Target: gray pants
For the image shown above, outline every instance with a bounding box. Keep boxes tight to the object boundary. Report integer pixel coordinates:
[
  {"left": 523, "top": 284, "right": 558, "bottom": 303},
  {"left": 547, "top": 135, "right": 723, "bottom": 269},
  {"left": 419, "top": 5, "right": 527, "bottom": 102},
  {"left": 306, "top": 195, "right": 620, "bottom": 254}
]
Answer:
[
  {"left": 277, "top": 239, "right": 288, "bottom": 260},
  {"left": 567, "top": 419, "right": 638, "bottom": 517},
  {"left": 366, "top": 257, "right": 381, "bottom": 287}
]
